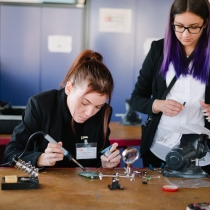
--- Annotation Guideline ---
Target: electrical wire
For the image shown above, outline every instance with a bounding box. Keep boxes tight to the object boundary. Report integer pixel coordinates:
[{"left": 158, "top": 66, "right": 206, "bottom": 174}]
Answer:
[
  {"left": 0, "top": 131, "right": 46, "bottom": 167},
  {"left": 0, "top": 131, "right": 86, "bottom": 171},
  {"left": 0, "top": 162, "right": 10, "bottom": 166},
  {"left": 18, "top": 131, "right": 45, "bottom": 159}
]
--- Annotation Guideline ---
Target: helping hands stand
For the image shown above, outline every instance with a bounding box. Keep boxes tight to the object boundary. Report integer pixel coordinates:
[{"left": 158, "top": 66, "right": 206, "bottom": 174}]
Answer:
[{"left": 99, "top": 147, "right": 139, "bottom": 190}]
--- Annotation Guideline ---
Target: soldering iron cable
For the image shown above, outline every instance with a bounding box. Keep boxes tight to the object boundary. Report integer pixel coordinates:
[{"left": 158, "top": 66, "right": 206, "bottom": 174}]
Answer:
[{"left": 0, "top": 131, "right": 86, "bottom": 171}]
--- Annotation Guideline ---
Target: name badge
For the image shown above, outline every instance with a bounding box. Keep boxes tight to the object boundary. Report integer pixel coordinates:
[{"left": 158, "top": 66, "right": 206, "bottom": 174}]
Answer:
[{"left": 76, "top": 143, "right": 97, "bottom": 159}]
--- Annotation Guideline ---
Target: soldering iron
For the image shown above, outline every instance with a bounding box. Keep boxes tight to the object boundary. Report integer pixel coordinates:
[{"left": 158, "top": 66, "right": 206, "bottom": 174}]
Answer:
[{"left": 44, "top": 134, "right": 86, "bottom": 171}]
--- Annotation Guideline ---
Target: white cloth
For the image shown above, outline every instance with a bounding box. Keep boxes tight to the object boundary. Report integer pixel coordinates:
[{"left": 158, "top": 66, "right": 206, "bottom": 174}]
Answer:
[{"left": 150, "top": 63, "right": 210, "bottom": 166}]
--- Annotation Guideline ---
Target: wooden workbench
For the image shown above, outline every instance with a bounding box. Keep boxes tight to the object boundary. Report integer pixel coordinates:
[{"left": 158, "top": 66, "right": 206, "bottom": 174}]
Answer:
[
  {"left": 0, "top": 167, "right": 210, "bottom": 210},
  {"left": 109, "top": 122, "right": 141, "bottom": 147}
]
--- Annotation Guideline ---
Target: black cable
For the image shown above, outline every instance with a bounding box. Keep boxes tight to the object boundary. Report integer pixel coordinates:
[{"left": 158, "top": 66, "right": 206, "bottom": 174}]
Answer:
[
  {"left": 0, "top": 131, "right": 86, "bottom": 171},
  {"left": 0, "top": 162, "right": 10, "bottom": 166},
  {"left": 18, "top": 131, "right": 46, "bottom": 159},
  {"left": 0, "top": 131, "right": 46, "bottom": 167}
]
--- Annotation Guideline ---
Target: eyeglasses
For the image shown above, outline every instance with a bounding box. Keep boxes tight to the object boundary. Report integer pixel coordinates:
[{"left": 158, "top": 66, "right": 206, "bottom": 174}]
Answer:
[{"left": 172, "top": 24, "right": 204, "bottom": 34}]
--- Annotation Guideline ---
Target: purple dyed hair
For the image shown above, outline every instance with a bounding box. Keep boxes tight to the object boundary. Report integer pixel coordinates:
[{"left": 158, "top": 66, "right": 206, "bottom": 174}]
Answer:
[{"left": 160, "top": 0, "right": 210, "bottom": 84}]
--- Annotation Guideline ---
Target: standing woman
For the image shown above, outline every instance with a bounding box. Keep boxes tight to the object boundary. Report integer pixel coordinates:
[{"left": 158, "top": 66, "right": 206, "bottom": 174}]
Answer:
[
  {"left": 131, "top": 0, "right": 210, "bottom": 173},
  {"left": 3, "top": 50, "right": 121, "bottom": 168}
]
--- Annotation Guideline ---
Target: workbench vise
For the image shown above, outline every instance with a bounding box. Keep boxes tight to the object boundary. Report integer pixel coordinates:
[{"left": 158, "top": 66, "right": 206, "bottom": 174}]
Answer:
[{"left": 163, "top": 134, "right": 209, "bottom": 178}]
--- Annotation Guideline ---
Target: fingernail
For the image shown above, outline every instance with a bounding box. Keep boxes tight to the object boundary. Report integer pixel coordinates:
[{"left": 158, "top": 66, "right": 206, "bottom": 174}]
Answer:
[
  {"left": 204, "top": 113, "right": 208, "bottom": 116},
  {"left": 202, "top": 109, "right": 207, "bottom": 113}
]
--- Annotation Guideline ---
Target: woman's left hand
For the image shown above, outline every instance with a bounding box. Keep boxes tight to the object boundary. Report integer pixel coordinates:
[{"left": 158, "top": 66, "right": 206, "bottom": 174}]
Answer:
[
  {"left": 100, "top": 143, "right": 121, "bottom": 168},
  {"left": 200, "top": 100, "right": 210, "bottom": 122}
]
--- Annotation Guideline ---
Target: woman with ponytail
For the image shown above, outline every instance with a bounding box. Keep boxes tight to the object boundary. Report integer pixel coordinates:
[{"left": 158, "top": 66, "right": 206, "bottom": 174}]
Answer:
[{"left": 4, "top": 50, "right": 121, "bottom": 168}]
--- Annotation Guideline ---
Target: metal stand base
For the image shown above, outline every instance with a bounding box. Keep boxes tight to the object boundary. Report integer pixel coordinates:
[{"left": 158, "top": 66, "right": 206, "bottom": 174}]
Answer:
[
  {"left": 1, "top": 177, "right": 39, "bottom": 190},
  {"left": 163, "top": 166, "right": 208, "bottom": 179},
  {"left": 108, "top": 178, "right": 124, "bottom": 190}
]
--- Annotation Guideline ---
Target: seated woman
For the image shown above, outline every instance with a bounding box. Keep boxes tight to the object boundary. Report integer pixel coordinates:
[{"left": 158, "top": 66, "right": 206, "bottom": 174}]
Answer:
[{"left": 3, "top": 49, "right": 121, "bottom": 169}]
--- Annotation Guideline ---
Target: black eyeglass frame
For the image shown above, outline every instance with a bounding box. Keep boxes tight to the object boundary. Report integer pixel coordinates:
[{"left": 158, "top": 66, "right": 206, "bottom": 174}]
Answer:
[{"left": 172, "top": 24, "right": 204, "bottom": 34}]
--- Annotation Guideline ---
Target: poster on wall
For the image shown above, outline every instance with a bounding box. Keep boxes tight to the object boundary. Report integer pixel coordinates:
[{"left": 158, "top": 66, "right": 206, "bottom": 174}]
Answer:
[
  {"left": 99, "top": 8, "right": 132, "bottom": 33},
  {"left": 48, "top": 35, "right": 72, "bottom": 53}
]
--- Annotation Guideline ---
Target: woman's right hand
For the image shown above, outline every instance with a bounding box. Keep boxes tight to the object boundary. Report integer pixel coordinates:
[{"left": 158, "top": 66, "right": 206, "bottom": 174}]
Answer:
[
  {"left": 37, "top": 142, "right": 64, "bottom": 167},
  {"left": 153, "top": 99, "right": 185, "bottom": 116}
]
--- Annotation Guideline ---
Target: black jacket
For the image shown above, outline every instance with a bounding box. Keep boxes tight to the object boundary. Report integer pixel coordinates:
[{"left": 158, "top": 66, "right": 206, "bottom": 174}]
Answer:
[
  {"left": 3, "top": 88, "right": 111, "bottom": 167},
  {"left": 130, "top": 39, "right": 210, "bottom": 156}
]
